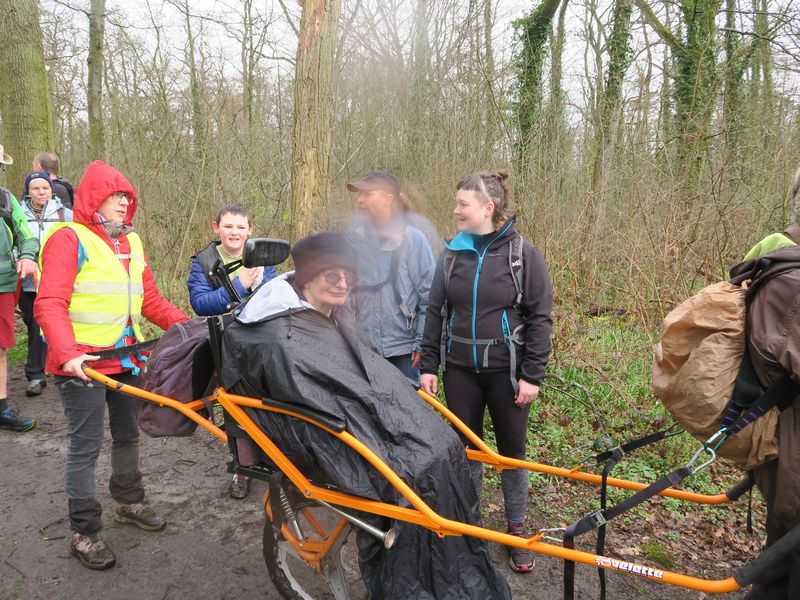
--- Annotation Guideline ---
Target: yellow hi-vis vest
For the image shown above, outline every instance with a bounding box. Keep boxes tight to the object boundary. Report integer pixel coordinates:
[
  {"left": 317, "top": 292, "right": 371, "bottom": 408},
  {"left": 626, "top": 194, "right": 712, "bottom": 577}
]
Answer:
[{"left": 40, "top": 223, "right": 146, "bottom": 347}]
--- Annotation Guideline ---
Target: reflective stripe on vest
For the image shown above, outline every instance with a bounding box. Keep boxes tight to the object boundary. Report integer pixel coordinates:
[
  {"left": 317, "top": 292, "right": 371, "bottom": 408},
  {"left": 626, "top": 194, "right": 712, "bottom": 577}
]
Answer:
[{"left": 40, "top": 222, "right": 146, "bottom": 347}]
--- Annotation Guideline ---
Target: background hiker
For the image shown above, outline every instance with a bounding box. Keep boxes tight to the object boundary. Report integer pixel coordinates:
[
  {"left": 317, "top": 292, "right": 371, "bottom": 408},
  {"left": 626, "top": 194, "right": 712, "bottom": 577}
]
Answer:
[
  {"left": 346, "top": 170, "right": 435, "bottom": 384},
  {"left": 188, "top": 202, "right": 277, "bottom": 499},
  {"left": 32, "top": 151, "right": 74, "bottom": 209},
  {"left": 35, "top": 160, "right": 188, "bottom": 570},
  {"left": 19, "top": 170, "right": 72, "bottom": 397},
  {"left": 0, "top": 145, "right": 38, "bottom": 433},
  {"left": 419, "top": 169, "right": 553, "bottom": 574}
]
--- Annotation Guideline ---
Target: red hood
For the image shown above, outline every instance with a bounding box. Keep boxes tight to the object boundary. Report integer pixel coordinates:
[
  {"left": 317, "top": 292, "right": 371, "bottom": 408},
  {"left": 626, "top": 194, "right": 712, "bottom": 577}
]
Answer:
[{"left": 74, "top": 160, "right": 139, "bottom": 226}]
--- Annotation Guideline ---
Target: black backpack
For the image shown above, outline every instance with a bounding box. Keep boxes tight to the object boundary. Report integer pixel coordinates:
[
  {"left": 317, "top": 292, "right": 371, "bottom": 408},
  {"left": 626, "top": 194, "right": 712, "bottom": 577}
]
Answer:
[
  {"left": 0, "top": 188, "right": 16, "bottom": 232},
  {"left": 439, "top": 234, "right": 526, "bottom": 392}
]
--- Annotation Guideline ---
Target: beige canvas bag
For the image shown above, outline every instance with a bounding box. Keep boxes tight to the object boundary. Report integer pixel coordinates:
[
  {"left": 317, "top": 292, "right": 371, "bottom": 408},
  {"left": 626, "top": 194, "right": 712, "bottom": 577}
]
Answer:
[{"left": 653, "top": 281, "right": 779, "bottom": 470}]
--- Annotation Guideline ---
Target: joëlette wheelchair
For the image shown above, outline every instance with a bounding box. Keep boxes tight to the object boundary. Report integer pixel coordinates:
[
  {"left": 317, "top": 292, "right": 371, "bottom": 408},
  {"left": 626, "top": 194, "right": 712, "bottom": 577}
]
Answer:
[{"left": 84, "top": 238, "right": 799, "bottom": 600}]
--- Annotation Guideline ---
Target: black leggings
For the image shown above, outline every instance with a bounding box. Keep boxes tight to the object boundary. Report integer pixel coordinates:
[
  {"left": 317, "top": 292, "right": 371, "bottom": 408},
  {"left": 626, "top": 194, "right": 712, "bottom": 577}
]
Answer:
[
  {"left": 443, "top": 366, "right": 530, "bottom": 458},
  {"left": 443, "top": 366, "right": 531, "bottom": 527}
]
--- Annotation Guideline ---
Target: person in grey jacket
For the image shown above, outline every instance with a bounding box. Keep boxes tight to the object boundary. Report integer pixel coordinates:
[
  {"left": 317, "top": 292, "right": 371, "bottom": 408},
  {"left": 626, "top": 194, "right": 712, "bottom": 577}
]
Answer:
[
  {"left": 19, "top": 171, "right": 72, "bottom": 396},
  {"left": 346, "top": 171, "right": 435, "bottom": 384}
]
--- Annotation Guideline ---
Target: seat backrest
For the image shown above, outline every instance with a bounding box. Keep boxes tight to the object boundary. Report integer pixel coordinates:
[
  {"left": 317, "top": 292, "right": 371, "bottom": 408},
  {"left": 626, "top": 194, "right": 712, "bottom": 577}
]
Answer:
[{"left": 207, "top": 313, "right": 234, "bottom": 375}]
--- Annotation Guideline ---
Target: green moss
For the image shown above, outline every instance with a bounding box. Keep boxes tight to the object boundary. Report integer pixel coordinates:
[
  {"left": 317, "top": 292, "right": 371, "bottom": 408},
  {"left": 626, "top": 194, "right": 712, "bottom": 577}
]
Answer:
[{"left": 641, "top": 540, "right": 677, "bottom": 569}]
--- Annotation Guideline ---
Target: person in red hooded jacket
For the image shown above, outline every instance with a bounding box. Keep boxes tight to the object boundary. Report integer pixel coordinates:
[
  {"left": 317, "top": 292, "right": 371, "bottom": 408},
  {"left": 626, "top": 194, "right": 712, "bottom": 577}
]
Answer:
[{"left": 35, "top": 160, "right": 188, "bottom": 571}]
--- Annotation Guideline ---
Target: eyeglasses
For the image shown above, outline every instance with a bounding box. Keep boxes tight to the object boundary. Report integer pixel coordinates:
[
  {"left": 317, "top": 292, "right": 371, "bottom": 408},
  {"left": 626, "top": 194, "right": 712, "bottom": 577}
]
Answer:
[
  {"left": 107, "top": 192, "right": 129, "bottom": 203},
  {"left": 322, "top": 270, "right": 357, "bottom": 287}
]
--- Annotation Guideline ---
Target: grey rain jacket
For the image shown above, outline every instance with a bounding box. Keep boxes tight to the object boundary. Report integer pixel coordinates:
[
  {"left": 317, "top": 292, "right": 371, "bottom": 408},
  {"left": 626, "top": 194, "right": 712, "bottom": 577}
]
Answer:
[{"left": 346, "top": 221, "right": 435, "bottom": 357}]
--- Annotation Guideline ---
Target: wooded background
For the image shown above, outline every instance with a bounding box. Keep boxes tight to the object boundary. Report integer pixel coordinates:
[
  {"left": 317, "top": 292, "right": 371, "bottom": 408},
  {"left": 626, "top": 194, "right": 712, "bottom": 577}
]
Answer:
[{"left": 1, "top": 0, "right": 798, "bottom": 320}]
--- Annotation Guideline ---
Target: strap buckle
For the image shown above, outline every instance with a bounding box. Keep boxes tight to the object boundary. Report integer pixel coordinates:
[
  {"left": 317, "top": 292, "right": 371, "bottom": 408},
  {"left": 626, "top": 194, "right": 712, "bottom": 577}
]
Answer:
[{"left": 585, "top": 510, "right": 607, "bottom": 529}]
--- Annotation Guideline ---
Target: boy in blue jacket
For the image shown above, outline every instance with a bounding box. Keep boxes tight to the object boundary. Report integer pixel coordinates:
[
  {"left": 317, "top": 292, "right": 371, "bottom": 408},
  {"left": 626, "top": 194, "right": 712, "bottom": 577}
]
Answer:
[
  {"left": 188, "top": 203, "right": 276, "bottom": 497},
  {"left": 188, "top": 204, "right": 276, "bottom": 316}
]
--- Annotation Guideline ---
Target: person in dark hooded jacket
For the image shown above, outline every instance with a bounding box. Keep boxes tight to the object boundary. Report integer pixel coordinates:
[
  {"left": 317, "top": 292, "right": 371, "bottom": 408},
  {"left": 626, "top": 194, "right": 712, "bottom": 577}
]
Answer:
[
  {"left": 735, "top": 166, "right": 800, "bottom": 600},
  {"left": 419, "top": 169, "right": 553, "bottom": 574},
  {"left": 221, "top": 232, "right": 511, "bottom": 600},
  {"left": 35, "top": 160, "right": 188, "bottom": 571}
]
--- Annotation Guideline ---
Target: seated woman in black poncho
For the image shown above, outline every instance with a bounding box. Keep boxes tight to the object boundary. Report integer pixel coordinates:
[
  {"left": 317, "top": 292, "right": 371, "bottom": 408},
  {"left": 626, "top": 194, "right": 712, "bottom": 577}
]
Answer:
[{"left": 220, "top": 232, "right": 511, "bottom": 600}]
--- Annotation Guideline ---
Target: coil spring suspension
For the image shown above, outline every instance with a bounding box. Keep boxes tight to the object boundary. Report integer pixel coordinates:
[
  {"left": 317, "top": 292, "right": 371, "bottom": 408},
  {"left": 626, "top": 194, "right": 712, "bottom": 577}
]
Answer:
[{"left": 280, "top": 486, "right": 305, "bottom": 541}]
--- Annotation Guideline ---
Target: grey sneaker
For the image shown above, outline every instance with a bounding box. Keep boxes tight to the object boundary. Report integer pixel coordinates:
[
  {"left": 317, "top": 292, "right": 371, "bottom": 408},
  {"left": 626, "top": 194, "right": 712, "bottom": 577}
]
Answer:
[
  {"left": 70, "top": 532, "right": 116, "bottom": 570},
  {"left": 25, "top": 379, "right": 46, "bottom": 396},
  {"left": 114, "top": 503, "right": 166, "bottom": 531}
]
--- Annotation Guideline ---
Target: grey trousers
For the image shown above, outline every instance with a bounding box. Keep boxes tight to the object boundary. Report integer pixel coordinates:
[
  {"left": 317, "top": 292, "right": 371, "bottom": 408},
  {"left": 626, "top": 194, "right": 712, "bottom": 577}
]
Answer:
[{"left": 57, "top": 372, "right": 145, "bottom": 535}]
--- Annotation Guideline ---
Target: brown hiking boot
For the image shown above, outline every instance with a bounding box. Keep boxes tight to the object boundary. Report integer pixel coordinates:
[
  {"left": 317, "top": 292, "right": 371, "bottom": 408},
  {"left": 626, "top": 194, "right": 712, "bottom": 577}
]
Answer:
[
  {"left": 70, "top": 532, "right": 116, "bottom": 570},
  {"left": 114, "top": 502, "right": 166, "bottom": 531}
]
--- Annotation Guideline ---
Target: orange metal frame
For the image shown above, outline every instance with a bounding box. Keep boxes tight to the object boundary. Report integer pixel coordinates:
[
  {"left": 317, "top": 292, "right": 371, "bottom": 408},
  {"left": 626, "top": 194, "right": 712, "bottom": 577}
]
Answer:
[{"left": 84, "top": 368, "right": 742, "bottom": 594}]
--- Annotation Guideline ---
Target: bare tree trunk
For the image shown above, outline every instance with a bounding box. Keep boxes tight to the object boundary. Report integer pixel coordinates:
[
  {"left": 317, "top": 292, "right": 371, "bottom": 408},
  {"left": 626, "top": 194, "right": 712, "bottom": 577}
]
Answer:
[
  {"left": 0, "top": 0, "right": 54, "bottom": 187},
  {"left": 290, "top": 0, "right": 341, "bottom": 242},
  {"left": 581, "top": 0, "right": 634, "bottom": 286},
  {"left": 407, "top": 0, "right": 430, "bottom": 162},
  {"left": 175, "top": 0, "right": 206, "bottom": 156},
  {"left": 482, "top": 0, "right": 495, "bottom": 154},
  {"left": 88, "top": 0, "right": 107, "bottom": 161},
  {"left": 241, "top": 0, "right": 255, "bottom": 137}
]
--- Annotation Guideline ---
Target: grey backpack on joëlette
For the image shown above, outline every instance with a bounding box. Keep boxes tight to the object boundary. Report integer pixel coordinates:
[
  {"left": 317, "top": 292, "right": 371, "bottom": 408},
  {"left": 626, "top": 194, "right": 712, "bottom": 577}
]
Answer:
[{"left": 138, "top": 318, "right": 217, "bottom": 437}]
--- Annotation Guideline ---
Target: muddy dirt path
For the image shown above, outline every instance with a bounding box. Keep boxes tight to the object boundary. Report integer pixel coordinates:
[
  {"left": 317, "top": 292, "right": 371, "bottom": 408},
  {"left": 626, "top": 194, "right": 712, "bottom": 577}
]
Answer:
[{"left": 1, "top": 371, "right": 751, "bottom": 599}]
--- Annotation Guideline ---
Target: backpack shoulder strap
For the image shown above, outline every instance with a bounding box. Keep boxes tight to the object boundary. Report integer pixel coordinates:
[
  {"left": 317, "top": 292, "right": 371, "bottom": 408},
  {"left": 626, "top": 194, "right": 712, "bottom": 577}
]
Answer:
[
  {"left": 0, "top": 188, "right": 15, "bottom": 235},
  {"left": 195, "top": 243, "right": 225, "bottom": 289},
  {"left": 442, "top": 248, "right": 457, "bottom": 294},
  {"left": 508, "top": 234, "right": 524, "bottom": 307}
]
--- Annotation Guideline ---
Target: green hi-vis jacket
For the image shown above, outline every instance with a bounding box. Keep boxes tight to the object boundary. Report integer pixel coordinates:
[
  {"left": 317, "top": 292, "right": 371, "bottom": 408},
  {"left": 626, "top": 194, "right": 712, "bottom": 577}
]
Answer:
[{"left": 0, "top": 189, "right": 38, "bottom": 293}]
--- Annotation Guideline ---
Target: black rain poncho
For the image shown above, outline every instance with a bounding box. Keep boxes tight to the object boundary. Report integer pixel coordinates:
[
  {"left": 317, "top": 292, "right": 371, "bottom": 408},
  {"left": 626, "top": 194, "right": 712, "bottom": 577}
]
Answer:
[{"left": 221, "top": 275, "right": 511, "bottom": 600}]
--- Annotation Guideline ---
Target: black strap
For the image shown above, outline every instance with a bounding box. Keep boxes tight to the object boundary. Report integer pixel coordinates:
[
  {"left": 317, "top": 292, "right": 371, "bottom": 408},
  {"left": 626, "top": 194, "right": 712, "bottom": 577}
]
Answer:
[
  {"left": 92, "top": 338, "right": 160, "bottom": 361},
  {"left": 591, "top": 426, "right": 681, "bottom": 465},
  {"left": 726, "top": 376, "right": 796, "bottom": 435},
  {"left": 563, "top": 465, "right": 694, "bottom": 600},
  {"left": 563, "top": 426, "right": 680, "bottom": 600},
  {"left": 268, "top": 472, "right": 286, "bottom": 534},
  {"left": 354, "top": 248, "right": 402, "bottom": 306},
  {"left": 577, "top": 466, "right": 693, "bottom": 538},
  {"left": 508, "top": 235, "right": 524, "bottom": 307},
  {"left": 747, "top": 471, "right": 755, "bottom": 535},
  {"left": 595, "top": 446, "right": 624, "bottom": 600}
]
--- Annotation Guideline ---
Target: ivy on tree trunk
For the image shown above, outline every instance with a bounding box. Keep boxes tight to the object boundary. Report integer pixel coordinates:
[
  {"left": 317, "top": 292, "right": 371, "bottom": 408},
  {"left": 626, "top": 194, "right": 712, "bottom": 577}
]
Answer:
[{"left": 513, "top": 0, "right": 563, "bottom": 164}]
